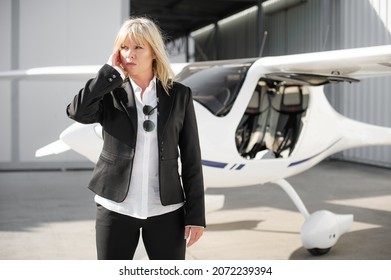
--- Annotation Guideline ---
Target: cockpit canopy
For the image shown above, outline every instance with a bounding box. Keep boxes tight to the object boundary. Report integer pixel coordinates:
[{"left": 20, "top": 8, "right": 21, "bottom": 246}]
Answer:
[
  {"left": 177, "top": 59, "right": 359, "bottom": 159},
  {"left": 176, "top": 59, "right": 255, "bottom": 116}
]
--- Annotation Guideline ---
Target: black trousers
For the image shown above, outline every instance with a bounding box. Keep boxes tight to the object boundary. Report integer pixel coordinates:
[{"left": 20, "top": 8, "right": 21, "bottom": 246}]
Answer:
[{"left": 95, "top": 204, "right": 186, "bottom": 260}]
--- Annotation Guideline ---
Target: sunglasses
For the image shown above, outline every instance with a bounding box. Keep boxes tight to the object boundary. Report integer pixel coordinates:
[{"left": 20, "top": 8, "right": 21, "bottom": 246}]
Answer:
[{"left": 143, "top": 105, "right": 157, "bottom": 132}]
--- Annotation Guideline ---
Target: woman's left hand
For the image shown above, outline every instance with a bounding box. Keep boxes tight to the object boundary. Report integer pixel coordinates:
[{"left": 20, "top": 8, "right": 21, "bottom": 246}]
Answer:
[{"left": 184, "top": 226, "right": 204, "bottom": 247}]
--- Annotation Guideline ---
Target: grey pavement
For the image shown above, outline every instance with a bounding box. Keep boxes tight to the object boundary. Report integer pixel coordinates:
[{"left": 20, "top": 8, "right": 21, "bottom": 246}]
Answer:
[{"left": 0, "top": 159, "right": 390, "bottom": 260}]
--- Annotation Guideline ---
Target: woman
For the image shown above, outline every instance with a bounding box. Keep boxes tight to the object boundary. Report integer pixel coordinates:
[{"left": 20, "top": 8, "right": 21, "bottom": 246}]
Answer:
[{"left": 67, "top": 17, "right": 205, "bottom": 260}]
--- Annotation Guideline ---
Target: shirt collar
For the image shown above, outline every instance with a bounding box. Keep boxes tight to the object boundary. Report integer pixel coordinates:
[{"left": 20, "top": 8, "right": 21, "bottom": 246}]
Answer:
[
  {"left": 129, "top": 76, "right": 156, "bottom": 93},
  {"left": 129, "top": 76, "right": 157, "bottom": 104}
]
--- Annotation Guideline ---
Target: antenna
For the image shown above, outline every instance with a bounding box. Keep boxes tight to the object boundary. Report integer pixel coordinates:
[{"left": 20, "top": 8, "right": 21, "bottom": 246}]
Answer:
[
  {"left": 259, "top": 30, "right": 268, "bottom": 57},
  {"left": 322, "top": 25, "right": 330, "bottom": 51}
]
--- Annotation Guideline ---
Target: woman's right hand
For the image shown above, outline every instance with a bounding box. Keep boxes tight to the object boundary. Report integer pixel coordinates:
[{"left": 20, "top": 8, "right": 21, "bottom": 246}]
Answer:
[
  {"left": 109, "top": 50, "right": 121, "bottom": 67},
  {"left": 107, "top": 50, "right": 127, "bottom": 78}
]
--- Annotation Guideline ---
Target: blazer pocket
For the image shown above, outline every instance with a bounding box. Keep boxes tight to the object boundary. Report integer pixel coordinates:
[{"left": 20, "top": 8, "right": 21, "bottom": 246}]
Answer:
[{"left": 159, "top": 158, "right": 184, "bottom": 205}]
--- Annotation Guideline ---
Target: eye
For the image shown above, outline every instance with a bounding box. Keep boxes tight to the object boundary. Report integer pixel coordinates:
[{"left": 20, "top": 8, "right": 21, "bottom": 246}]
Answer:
[
  {"left": 135, "top": 45, "right": 143, "bottom": 49},
  {"left": 120, "top": 44, "right": 129, "bottom": 50}
]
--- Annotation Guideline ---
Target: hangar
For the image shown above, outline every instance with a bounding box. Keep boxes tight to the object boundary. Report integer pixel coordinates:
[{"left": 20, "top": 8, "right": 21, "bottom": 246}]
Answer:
[
  {"left": 0, "top": 0, "right": 390, "bottom": 170},
  {"left": 1, "top": 0, "right": 391, "bottom": 268}
]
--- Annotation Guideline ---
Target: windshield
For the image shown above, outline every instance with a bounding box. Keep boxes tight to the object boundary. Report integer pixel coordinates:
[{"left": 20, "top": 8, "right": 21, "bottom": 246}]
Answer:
[{"left": 176, "top": 59, "right": 255, "bottom": 116}]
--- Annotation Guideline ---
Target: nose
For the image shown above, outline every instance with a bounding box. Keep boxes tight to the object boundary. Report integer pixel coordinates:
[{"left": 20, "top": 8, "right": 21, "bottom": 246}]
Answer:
[{"left": 125, "top": 49, "right": 135, "bottom": 60}]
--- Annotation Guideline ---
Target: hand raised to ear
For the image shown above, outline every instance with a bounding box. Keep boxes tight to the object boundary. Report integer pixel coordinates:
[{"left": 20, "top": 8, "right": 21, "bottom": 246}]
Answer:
[{"left": 107, "top": 50, "right": 127, "bottom": 77}]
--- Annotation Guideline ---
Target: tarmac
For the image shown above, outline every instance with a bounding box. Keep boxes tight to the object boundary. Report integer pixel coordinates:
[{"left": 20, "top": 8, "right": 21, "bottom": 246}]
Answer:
[{"left": 0, "top": 159, "right": 390, "bottom": 260}]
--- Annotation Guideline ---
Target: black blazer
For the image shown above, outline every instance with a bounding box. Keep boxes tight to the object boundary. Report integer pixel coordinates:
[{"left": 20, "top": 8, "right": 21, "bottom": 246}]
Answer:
[{"left": 67, "top": 64, "right": 205, "bottom": 227}]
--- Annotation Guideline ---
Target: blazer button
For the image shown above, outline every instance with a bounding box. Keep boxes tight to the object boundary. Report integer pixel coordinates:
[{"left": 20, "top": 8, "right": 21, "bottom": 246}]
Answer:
[
  {"left": 161, "top": 156, "right": 165, "bottom": 160},
  {"left": 111, "top": 74, "right": 117, "bottom": 79},
  {"left": 108, "top": 77, "right": 113, "bottom": 82}
]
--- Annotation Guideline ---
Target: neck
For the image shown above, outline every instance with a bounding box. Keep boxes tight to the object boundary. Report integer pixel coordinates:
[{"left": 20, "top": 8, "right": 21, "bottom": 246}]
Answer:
[{"left": 131, "top": 73, "right": 154, "bottom": 92}]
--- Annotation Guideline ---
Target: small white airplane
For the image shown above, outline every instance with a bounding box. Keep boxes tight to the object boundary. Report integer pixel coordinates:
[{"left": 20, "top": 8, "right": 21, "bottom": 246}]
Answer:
[{"left": 2, "top": 44, "right": 391, "bottom": 256}]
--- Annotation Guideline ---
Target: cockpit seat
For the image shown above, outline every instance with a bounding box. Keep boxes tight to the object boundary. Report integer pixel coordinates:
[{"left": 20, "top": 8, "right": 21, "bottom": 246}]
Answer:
[
  {"left": 265, "top": 85, "right": 309, "bottom": 157},
  {"left": 236, "top": 85, "right": 270, "bottom": 158}
]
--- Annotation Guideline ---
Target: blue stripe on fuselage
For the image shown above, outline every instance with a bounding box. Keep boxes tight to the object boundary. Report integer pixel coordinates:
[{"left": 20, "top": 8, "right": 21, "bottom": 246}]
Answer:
[{"left": 202, "top": 160, "right": 245, "bottom": 170}]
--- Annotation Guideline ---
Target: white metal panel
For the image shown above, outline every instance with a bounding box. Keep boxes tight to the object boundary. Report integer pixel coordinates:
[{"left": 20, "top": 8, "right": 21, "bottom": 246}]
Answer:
[
  {"left": 0, "top": 0, "right": 13, "bottom": 163},
  {"left": 0, "top": 0, "right": 128, "bottom": 170}
]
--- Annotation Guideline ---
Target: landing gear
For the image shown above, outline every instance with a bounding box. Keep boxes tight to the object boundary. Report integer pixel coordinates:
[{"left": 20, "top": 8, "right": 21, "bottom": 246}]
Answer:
[
  {"left": 273, "top": 179, "right": 353, "bottom": 256},
  {"left": 307, "top": 248, "right": 331, "bottom": 256}
]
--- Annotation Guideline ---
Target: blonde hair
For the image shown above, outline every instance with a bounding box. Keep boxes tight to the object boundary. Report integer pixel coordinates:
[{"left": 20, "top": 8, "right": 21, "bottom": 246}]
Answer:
[{"left": 114, "top": 17, "right": 174, "bottom": 93}]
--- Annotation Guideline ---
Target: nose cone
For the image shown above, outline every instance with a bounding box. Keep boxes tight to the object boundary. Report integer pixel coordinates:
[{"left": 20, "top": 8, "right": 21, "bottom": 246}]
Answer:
[{"left": 301, "top": 210, "right": 354, "bottom": 249}]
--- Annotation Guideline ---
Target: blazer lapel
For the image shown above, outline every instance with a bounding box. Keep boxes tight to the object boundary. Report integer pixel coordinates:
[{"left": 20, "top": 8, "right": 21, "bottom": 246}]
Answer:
[
  {"left": 157, "top": 81, "right": 174, "bottom": 141},
  {"left": 113, "top": 81, "right": 137, "bottom": 132}
]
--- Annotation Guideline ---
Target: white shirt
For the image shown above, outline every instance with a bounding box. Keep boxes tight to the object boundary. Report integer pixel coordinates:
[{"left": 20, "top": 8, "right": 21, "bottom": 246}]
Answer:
[{"left": 94, "top": 76, "right": 184, "bottom": 219}]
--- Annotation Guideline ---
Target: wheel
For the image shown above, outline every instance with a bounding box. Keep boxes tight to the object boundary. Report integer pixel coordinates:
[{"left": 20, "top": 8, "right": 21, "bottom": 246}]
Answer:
[{"left": 307, "top": 247, "right": 331, "bottom": 256}]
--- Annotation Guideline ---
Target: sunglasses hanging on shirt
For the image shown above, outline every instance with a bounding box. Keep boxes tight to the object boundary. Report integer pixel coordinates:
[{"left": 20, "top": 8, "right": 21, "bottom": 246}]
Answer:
[{"left": 143, "top": 105, "right": 157, "bottom": 132}]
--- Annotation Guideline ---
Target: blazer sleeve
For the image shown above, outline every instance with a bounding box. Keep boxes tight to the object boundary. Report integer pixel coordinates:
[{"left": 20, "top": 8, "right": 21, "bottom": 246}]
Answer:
[
  {"left": 66, "top": 64, "right": 123, "bottom": 124},
  {"left": 178, "top": 87, "right": 206, "bottom": 227}
]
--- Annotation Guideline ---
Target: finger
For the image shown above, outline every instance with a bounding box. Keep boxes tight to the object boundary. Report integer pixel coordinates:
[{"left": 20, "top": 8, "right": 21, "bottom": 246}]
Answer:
[
  {"left": 112, "top": 50, "right": 121, "bottom": 67},
  {"left": 186, "top": 228, "right": 203, "bottom": 247},
  {"left": 184, "top": 226, "right": 190, "bottom": 240},
  {"left": 187, "top": 232, "right": 199, "bottom": 247}
]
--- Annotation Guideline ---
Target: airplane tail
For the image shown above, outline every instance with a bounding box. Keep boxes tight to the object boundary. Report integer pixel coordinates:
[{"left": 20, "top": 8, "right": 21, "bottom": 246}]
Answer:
[
  {"left": 35, "top": 140, "right": 70, "bottom": 157},
  {"left": 335, "top": 114, "right": 391, "bottom": 152},
  {"left": 298, "top": 86, "right": 391, "bottom": 161}
]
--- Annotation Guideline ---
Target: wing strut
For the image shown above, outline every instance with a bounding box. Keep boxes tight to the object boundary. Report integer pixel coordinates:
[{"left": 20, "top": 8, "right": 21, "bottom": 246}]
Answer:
[{"left": 272, "top": 179, "right": 310, "bottom": 218}]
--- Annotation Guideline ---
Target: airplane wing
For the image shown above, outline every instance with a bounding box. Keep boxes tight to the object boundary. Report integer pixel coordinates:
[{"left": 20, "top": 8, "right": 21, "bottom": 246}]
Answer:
[
  {"left": 0, "top": 45, "right": 389, "bottom": 81},
  {"left": 0, "top": 65, "right": 101, "bottom": 80},
  {"left": 258, "top": 44, "right": 391, "bottom": 80},
  {"left": 0, "top": 63, "right": 189, "bottom": 80}
]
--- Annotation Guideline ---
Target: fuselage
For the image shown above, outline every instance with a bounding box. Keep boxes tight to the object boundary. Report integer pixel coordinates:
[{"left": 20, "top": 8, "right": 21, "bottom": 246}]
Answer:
[{"left": 48, "top": 56, "right": 391, "bottom": 189}]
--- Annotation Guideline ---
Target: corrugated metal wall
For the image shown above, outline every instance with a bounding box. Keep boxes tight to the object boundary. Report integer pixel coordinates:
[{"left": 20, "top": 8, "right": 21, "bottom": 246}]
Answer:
[
  {"left": 337, "top": 0, "right": 391, "bottom": 167},
  {"left": 193, "top": 0, "right": 391, "bottom": 168},
  {"left": 192, "top": 7, "right": 259, "bottom": 60}
]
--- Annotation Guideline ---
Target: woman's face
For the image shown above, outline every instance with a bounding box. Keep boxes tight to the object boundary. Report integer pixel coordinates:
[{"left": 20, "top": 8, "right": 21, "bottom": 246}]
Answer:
[{"left": 119, "top": 35, "right": 155, "bottom": 80}]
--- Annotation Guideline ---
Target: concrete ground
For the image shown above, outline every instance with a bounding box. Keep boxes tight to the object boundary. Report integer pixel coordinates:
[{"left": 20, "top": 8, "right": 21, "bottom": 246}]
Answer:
[{"left": 0, "top": 159, "right": 390, "bottom": 260}]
